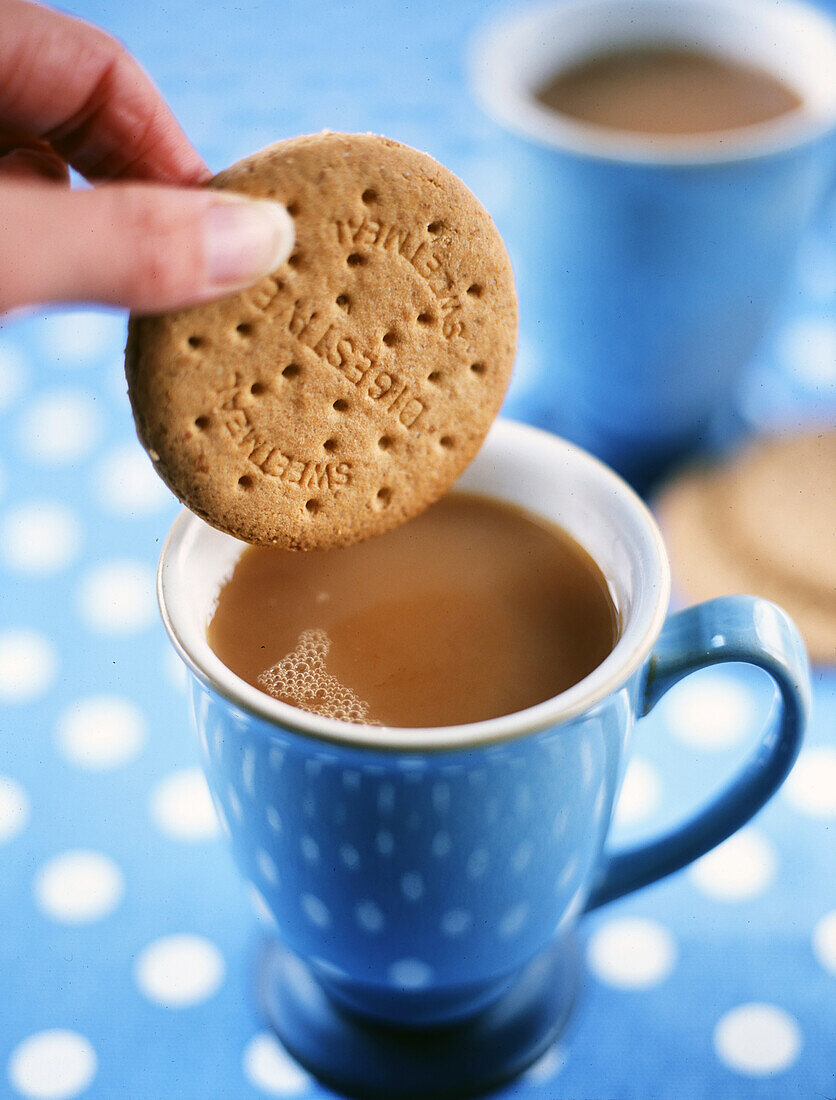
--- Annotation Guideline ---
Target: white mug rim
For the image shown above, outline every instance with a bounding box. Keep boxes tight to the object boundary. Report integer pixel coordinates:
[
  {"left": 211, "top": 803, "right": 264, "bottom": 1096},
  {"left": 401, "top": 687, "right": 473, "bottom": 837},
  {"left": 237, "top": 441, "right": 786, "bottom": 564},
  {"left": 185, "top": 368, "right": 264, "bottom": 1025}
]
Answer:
[
  {"left": 157, "top": 420, "right": 670, "bottom": 752},
  {"left": 469, "top": 0, "right": 836, "bottom": 166}
]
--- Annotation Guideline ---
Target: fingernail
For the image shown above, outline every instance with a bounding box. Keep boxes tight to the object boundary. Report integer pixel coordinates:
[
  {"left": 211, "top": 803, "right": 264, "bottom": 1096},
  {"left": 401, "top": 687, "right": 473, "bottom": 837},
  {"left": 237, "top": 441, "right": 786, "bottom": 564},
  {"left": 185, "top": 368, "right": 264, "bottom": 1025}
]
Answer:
[
  {"left": 0, "top": 147, "right": 68, "bottom": 181},
  {"left": 203, "top": 198, "right": 295, "bottom": 289}
]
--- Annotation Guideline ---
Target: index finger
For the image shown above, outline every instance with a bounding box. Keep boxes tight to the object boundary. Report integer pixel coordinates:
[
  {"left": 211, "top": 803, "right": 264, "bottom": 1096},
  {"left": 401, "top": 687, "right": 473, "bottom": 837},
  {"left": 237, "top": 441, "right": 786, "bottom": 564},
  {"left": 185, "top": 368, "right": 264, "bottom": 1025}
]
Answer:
[{"left": 0, "top": 0, "right": 210, "bottom": 184}]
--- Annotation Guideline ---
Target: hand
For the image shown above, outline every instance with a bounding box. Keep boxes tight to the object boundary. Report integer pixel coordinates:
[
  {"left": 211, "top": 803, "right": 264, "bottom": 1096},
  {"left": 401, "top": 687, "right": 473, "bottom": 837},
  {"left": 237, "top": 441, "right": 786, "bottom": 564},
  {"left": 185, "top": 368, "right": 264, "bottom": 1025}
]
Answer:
[{"left": 0, "top": 0, "right": 293, "bottom": 314}]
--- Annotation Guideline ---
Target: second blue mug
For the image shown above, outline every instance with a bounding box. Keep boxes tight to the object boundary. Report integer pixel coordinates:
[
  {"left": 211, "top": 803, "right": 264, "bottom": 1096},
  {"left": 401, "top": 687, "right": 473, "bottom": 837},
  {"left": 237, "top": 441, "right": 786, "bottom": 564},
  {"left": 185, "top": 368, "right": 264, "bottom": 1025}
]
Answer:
[{"left": 471, "top": 0, "right": 836, "bottom": 485}]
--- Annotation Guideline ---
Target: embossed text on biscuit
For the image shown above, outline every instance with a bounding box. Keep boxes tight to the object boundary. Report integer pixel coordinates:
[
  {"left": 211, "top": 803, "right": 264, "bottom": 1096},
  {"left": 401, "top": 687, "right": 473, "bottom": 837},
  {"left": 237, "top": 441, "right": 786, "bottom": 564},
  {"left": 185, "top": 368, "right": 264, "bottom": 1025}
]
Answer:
[
  {"left": 235, "top": 285, "right": 426, "bottom": 430},
  {"left": 310, "top": 324, "right": 425, "bottom": 428},
  {"left": 215, "top": 372, "right": 352, "bottom": 490},
  {"left": 334, "top": 216, "right": 467, "bottom": 339}
]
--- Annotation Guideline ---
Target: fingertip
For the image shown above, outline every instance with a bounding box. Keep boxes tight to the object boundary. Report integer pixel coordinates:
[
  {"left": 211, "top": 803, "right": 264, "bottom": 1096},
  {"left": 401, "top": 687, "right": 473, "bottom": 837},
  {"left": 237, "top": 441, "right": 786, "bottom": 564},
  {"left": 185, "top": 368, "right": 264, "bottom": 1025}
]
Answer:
[
  {"left": 181, "top": 155, "right": 214, "bottom": 186},
  {"left": 202, "top": 198, "right": 295, "bottom": 293}
]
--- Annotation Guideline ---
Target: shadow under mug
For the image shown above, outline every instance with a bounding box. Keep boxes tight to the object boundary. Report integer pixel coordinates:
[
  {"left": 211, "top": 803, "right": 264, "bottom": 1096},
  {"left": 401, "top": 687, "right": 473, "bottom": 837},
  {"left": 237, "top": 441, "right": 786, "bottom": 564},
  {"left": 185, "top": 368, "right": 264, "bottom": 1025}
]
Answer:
[
  {"left": 158, "top": 419, "right": 810, "bottom": 1100},
  {"left": 470, "top": 0, "right": 836, "bottom": 488}
]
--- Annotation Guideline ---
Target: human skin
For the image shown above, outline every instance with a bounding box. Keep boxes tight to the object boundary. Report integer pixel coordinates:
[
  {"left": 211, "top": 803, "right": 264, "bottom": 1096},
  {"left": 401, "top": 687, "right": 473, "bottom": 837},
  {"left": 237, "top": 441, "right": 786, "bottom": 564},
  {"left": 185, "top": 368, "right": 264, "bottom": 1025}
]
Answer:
[{"left": 0, "top": 0, "right": 293, "bottom": 314}]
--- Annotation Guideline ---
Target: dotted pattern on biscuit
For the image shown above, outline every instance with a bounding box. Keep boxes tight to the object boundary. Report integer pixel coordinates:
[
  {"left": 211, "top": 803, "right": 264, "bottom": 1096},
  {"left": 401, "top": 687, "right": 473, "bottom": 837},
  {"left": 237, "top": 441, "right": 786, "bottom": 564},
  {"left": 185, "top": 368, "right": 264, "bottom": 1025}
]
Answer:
[{"left": 125, "top": 132, "right": 518, "bottom": 549}]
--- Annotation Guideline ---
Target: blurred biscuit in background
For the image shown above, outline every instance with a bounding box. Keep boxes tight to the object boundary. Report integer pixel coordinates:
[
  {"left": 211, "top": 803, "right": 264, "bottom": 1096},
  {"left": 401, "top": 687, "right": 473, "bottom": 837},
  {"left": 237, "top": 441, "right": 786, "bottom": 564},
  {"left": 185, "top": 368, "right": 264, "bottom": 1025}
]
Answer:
[{"left": 656, "top": 429, "right": 836, "bottom": 664}]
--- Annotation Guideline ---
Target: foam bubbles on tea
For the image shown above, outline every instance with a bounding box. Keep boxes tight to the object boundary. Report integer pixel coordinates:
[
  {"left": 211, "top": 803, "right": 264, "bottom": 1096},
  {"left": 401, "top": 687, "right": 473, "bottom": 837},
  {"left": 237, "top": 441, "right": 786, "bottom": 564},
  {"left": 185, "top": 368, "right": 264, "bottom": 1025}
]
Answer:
[{"left": 257, "top": 628, "right": 378, "bottom": 724}]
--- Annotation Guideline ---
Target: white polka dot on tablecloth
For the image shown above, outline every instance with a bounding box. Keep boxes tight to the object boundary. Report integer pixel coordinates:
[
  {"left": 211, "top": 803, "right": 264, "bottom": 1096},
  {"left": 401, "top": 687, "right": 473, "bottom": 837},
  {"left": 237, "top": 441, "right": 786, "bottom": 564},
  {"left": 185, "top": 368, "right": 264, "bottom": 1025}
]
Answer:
[
  {"left": 662, "top": 672, "right": 754, "bottom": 750},
  {"left": 150, "top": 768, "right": 220, "bottom": 841},
  {"left": 0, "top": 630, "right": 57, "bottom": 703},
  {"left": 18, "top": 390, "right": 102, "bottom": 465},
  {"left": 813, "top": 910, "right": 836, "bottom": 977},
  {"left": 35, "top": 850, "right": 123, "bottom": 924},
  {"left": 523, "top": 1044, "right": 566, "bottom": 1084},
  {"left": 0, "top": 774, "right": 29, "bottom": 843},
  {"left": 242, "top": 1032, "right": 309, "bottom": 1096},
  {"left": 690, "top": 828, "right": 776, "bottom": 902},
  {"left": 778, "top": 316, "right": 836, "bottom": 387},
  {"left": 783, "top": 746, "right": 836, "bottom": 818},
  {"left": 587, "top": 917, "right": 676, "bottom": 989},
  {"left": 77, "top": 560, "right": 156, "bottom": 634},
  {"left": 134, "top": 934, "right": 224, "bottom": 1008},
  {"left": 1, "top": 502, "right": 81, "bottom": 575},
  {"left": 57, "top": 695, "right": 145, "bottom": 770},
  {"left": 613, "top": 756, "right": 661, "bottom": 828},
  {"left": 38, "top": 310, "right": 123, "bottom": 366},
  {"left": 8, "top": 1029, "right": 97, "bottom": 1099},
  {"left": 93, "top": 443, "right": 171, "bottom": 517},
  {"left": 0, "top": 345, "right": 26, "bottom": 412},
  {"left": 714, "top": 1003, "right": 801, "bottom": 1076}
]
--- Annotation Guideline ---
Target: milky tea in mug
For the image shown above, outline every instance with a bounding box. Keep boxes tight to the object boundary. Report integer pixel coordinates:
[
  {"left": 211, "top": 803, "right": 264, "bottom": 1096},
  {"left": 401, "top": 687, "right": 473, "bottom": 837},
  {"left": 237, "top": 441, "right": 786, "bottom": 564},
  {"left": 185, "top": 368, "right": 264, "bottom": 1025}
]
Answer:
[
  {"left": 207, "top": 492, "right": 619, "bottom": 728},
  {"left": 535, "top": 45, "right": 802, "bottom": 134}
]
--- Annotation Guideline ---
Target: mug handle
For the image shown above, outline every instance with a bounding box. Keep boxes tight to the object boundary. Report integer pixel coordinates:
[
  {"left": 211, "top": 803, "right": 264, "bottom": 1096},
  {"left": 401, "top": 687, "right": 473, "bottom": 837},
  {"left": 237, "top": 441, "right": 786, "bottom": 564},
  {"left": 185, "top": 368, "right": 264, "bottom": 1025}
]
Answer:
[{"left": 585, "top": 595, "right": 810, "bottom": 912}]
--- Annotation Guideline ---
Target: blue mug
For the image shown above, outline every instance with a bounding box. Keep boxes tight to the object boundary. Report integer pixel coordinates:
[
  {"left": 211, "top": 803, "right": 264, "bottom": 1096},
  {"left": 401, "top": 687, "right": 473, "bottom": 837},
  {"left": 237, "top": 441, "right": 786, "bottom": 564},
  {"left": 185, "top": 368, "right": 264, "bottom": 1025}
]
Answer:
[
  {"left": 159, "top": 420, "right": 810, "bottom": 1099},
  {"left": 470, "top": 0, "right": 836, "bottom": 487}
]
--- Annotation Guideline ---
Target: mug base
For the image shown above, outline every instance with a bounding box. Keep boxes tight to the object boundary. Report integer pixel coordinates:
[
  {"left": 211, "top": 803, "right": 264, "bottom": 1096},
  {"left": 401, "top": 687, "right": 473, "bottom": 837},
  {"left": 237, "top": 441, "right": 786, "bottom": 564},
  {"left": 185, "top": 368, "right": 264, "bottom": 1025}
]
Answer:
[{"left": 258, "top": 933, "right": 579, "bottom": 1100}]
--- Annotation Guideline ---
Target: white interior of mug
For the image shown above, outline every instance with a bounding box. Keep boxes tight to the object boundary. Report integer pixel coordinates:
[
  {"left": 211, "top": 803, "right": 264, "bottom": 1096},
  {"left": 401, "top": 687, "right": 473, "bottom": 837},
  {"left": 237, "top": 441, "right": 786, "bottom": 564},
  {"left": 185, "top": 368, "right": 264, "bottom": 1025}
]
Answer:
[
  {"left": 158, "top": 420, "right": 669, "bottom": 750},
  {"left": 470, "top": 0, "right": 836, "bottom": 163}
]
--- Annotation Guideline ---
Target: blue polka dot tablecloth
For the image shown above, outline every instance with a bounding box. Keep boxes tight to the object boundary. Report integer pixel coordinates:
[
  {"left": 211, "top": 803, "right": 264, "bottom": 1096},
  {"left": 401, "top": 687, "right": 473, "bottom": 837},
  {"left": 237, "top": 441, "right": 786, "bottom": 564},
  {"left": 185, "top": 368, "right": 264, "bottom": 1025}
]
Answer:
[{"left": 1, "top": 1, "right": 835, "bottom": 1097}]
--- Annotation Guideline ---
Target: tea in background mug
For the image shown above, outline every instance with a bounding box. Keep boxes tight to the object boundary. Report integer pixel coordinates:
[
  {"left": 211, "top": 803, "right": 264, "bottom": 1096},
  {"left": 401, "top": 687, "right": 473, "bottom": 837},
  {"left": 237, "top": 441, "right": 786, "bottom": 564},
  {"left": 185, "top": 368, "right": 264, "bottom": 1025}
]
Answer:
[
  {"left": 159, "top": 420, "right": 810, "bottom": 1099},
  {"left": 470, "top": 0, "right": 836, "bottom": 487}
]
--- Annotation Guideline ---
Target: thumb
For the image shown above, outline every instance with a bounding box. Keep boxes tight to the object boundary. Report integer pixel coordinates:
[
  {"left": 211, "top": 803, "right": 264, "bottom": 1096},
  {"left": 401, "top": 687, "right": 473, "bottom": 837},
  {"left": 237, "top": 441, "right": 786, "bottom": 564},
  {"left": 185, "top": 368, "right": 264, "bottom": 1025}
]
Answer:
[{"left": 0, "top": 181, "right": 294, "bottom": 314}]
